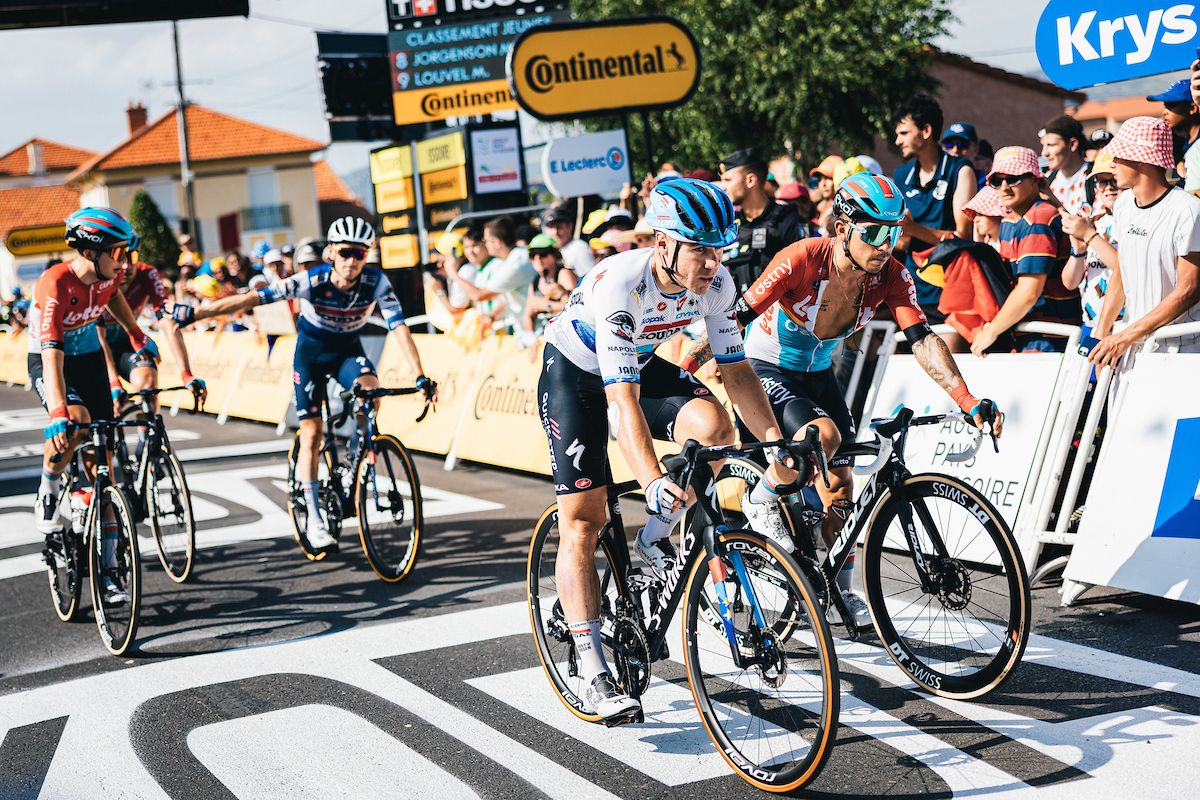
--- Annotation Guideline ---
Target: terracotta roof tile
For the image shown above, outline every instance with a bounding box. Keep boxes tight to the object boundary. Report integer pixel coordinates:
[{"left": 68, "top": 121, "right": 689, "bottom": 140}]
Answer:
[
  {"left": 0, "top": 138, "right": 97, "bottom": 177},
  {"left": 1074, "top": 96, "right": 1162, "bottom": 125},
  {"left": 0, "top": 184, "right": 80, "bottom": 235},
  {"left": 313, "top": 160, "right": 359, "bottom": 204},
  {"left": 71, "top": 104, "right": 326, "bottom": 180}
]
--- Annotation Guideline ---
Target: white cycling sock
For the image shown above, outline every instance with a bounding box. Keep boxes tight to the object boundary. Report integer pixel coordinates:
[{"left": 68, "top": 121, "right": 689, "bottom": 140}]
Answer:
[
  {"left": 837, "top": 553, "right": 855, "bottom": 593},
  {"left": 303, "top": 481, "right": 321, "bottom": 518},
  {"left": 639, "top": 506, "right": 684, "bottom": 546},
  {"left": 748, "top": 474, "right": 780, "bottom": 505},
  {"left": 39, "top": 468, "right": 63, "bottom": 498},
  {"left": 569, "top": 618, "right": 609, "bottom": 681}
]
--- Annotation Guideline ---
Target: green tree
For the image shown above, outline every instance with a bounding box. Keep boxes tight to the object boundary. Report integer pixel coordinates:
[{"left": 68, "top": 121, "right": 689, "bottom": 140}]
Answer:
[
  {"left": 573, "top": 0, "right": 952, "bottom": 169},
  {"left": 127, "top": 189, "right": 181, "bottom": 271}
]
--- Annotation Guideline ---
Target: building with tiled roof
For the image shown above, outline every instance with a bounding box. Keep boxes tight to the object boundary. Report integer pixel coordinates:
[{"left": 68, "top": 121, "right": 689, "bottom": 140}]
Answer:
[
  {"left": 0, "top": 138, "right": 96, "bottom": 190},
  {"left": 0, "top": 184, "right": 81, "bottom": 295},
  {"left": 69, "top": 103, "right": 327, "bottom": 258},
  {"left": 313, "top": 160, "right": 365, "bottom": 231}
]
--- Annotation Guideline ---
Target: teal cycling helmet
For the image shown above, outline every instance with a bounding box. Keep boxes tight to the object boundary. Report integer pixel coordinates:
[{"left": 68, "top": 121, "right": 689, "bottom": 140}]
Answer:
[
  {"left": 646, "top": 178, "right": 739, "bottom": 248},
  {"left": 128, "top": 231, "right": 140, "bottom": 252},
  {"left": 831, "top": 172, "right": 906, "bottom": 225},
  {"left": 65, "top": 207, "right": 133, "bottom": 251}
]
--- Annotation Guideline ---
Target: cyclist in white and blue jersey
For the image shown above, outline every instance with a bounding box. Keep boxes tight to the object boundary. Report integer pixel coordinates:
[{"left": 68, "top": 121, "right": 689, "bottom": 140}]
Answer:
[{"left": 181, "top": 217, "right": 436, "bottom": 549}]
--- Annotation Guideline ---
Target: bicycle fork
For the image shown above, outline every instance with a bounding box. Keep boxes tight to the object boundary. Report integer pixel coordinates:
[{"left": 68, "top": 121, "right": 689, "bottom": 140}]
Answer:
[{"left": 704, "top": 524, "right": 783, "bottom": 670}]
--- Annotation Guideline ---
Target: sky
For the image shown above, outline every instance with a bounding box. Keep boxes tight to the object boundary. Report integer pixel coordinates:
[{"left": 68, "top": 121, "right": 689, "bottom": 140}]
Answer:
[{"left": 0, "top": 0, "right": 1159, "bottom": 181}]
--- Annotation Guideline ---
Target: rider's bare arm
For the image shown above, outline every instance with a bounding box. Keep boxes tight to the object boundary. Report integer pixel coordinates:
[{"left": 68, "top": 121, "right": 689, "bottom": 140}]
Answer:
[
  {"left": 604, "top": 381, "right": 663, "bottom": 488},
  {"left": 106, "top": 290, "right": 143, "bottom": 342},
  {"left": 193, "top": 291, "right": 260, "bottom": 322},
  {"left": 911, "top": 331, "right": 968, "bottom": 394},
  {"left": 681, "top": 336, "right": 713, "bottom": 373}
]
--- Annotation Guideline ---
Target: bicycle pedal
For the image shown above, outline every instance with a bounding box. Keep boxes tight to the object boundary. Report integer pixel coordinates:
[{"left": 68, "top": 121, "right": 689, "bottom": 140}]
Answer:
[
  {"left": 626, "top": 570, "right": 659, "bottom": 590},
  {"left": 602, "top": 709, "right": 643, "bottom": 728}
]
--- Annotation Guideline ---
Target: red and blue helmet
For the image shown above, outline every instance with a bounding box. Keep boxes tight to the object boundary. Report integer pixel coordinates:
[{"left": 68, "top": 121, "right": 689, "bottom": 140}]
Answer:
[
  {"left": 65, "top": 207, "right": 134, "bottom": 251},
  {"left": 646, "top": 178, "right": 739, "bottom": 247},
  {"left": 832, "top": 173, "right": 906, "bottom": 225}
]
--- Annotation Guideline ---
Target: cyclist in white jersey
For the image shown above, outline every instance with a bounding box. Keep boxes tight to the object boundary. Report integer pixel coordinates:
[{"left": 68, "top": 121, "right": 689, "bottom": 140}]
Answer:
[{"left": 538, "top": 178, "right": 796, "bottom": 722}]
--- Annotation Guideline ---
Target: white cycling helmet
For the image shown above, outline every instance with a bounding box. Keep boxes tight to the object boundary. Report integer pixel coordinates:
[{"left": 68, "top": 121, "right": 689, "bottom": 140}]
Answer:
[{"left": 327, "top": 215, "right": 376, "bottom": 247}]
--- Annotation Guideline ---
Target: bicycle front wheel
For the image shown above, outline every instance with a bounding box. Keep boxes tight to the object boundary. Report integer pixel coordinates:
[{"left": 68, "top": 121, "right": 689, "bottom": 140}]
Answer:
[
  {"left": 146, "top": 447, "right": 196, "bottom": 582},
  {"left": 684, "top": 530, "right": 839, "bottom": 793},
  {"left": 355, "top": 434, "right": 422, "bottom": 582},
  {"left": 88, "top": 485, "right": 141, "bottom": 656},
  {"left": 861, "top": 474, "right": 1031, "bottom": 699}
]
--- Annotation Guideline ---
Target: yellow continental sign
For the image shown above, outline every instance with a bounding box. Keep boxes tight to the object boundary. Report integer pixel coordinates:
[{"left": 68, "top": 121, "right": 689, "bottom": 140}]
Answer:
[
  {"left": 393, "top": 79, "right": 517, "bottom": 126},
  {"left": 375, "top": 177, "right": 416, "bottom": 214},
  {"left": 422, "top": 165, "right": 469, "bottom": 205},
  {"left": 380, "top": 212, "right": 415, "bottom": 234},
  {"left": 370, "top": 145, "right": 412, "bottom": 184},
  {"left": 5, "top": 224, "right": 69, "bottom": 256},
  {"left": 507, "top": 17, "right": 700, "bottom": 120},
  {"left": 416, "top": 132, "right": 466, "bottom": 174},
  {"left": 379, "top": 233, "right": 420, "bottom": 270}
]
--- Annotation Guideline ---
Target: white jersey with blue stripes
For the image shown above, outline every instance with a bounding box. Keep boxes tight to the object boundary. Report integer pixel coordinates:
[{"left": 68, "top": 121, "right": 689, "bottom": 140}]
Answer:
[
  {"left": 256, "top": 263, "right": 405, "bottom": 338},
  {"left": 543, "top": 248, "right": 745, "bottom": 385}
]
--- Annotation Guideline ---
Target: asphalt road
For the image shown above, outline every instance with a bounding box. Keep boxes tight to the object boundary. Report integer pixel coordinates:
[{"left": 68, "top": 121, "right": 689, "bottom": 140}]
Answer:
[{"left": 0, "top": 384, "right": 1198, "bottom": 800}]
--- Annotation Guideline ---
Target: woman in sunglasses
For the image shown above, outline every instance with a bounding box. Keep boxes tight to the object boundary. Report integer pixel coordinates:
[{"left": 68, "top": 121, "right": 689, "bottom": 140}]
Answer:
[
  {"left": 685, "top": 172, "right": 1004, "bottom": 624},
  {"left": 181, "top": 216, "right": 436, "bottom": 551},
  {"left": 970, "top": 146, "right": 1081, "bottom": 356}
]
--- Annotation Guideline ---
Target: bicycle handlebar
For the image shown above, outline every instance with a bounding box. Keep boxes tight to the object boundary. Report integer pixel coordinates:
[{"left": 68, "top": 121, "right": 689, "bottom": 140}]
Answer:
[
  {"left": 122, "top": 385, "right": 203, "bottom": 415},
  {"left": 330, "top": 384, "right": 431, "bottom": 428},
  {"left": 48, "top": 417, "right": 151, "bottom": 463},
  {"left": 853, "top": 401, "right": 999, "bottom": 477}
]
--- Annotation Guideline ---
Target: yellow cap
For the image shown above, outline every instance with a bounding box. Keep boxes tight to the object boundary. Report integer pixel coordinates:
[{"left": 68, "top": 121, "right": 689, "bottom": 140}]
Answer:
[
  {"left": 434, "top": 231, "right": 464, "bottom": 257},
  {"left": 833, "top": 156, "right": 867, "bottom": 188},
  {"left": 1087, "top": 150, "right": 1115, "bottom": 178}
]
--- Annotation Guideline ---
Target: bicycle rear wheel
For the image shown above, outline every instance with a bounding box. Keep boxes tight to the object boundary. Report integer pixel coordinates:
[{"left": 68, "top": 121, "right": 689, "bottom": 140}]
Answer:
[
  {"left": 860, "top": 474, "right": 1030, "bottom": 699},
  {"left": 527, "top": 504, "right": 640, "bottom": 724},
  {"left": 286, "top": 435, "right": 341, "bottom": 560},
  {"left": 684, "top": 529, "right": 839, "bottom": 792},
  {"left": 88, "top": 485, "right": 141, "bottom": 656},
  {"left": 147, "top": 447, "right": 196, "bottom": 582},
  {"left": 355, "top": 434, "right": 422, "bottom": 582}
]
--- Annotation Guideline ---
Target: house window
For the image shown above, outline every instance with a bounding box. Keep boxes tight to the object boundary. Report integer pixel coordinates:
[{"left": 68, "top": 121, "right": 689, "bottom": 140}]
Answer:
[
  {"left": 247, "top": 167, "right": 279, "bottom": 208},
  {"left": 143, "top": 177, "right": 178, "bottom": 225}
]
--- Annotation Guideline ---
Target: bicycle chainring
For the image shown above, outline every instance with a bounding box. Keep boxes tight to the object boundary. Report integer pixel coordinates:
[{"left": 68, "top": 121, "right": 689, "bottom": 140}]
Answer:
[{"left": 609, "top": 616, "right": 651, "bottom": 698}]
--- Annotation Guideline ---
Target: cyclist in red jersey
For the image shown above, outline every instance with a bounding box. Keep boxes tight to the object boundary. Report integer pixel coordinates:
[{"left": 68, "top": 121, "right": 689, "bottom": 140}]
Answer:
[
  {"left": 687, "top": 174, "right": 1004, "bottom": 622},
  {"left": 99, "top": 232, "right": 207, "bottom": 420},
  {"left": 29, "top": 208, "right": 160, "bottom": 602}
]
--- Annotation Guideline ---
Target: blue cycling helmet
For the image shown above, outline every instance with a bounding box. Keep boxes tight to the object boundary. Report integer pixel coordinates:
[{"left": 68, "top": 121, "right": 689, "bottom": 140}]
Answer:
[
  {"left": 646, "top": 178, "right": 739, "bottom": 247},
  {"left": 831, "top": 172, "right": 906, "bottom": 225},
  {"left": 65, "top": 207, "right": 133, "bottom": 250},
  {"left": 252, "top": 239, "right": 271, "bottom": 260},
  {"left": 129, "top": 231, "right": 141, "bottom": 252}
]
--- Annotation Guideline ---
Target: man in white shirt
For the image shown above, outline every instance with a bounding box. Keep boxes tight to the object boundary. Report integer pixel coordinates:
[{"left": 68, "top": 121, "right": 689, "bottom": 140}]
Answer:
[
  {"left": 1041, "top": 114, "right": 1090, "bottom": 214},
  {"left": 542, "top": 206, "right": 595, "bottom": 279},
  {"left": 1063, "top": 116, "right": 1200, "bottom": 363}
]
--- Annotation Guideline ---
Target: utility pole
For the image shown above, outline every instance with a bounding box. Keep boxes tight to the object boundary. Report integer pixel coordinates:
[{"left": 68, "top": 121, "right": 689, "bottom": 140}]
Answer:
[{"left": 172, "top": 20, "right": 201, "bottom": 254}]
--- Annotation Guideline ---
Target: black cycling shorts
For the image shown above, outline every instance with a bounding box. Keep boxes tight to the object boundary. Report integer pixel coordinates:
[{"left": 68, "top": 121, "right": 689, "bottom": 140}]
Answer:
[
  {"left": 293, "top": 331, "right": 376, "bottom": 421},
  {"left": 538, "top": 344, "right": 713, "bottom": 495},
  {"left": 107, "top": 331, "right": 156, "bottom": 381},
  {"left": 747, "top": 359, "right": 856, "bottom": 469},
  {"left": 28, "top": 349, "right": 111, "bottom": 423}
]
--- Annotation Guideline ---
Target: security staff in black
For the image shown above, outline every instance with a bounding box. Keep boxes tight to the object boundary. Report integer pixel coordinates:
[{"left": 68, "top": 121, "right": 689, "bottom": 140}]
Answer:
[{"left": 718, "top": 147, "right": 805, "bottom": 294}]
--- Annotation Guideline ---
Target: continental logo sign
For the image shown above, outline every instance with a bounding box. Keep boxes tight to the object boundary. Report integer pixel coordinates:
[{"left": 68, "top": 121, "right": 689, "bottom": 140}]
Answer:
[
  {"left": 393, "top": 78, "right": 517, "bottom": 126},
  {"left": 379, "top": 233, "right": 420, "bottom": 271},
  {"left": 5, "top": 224, "right": 69, "bottom": 257},
  {"left": 506, "top": 16, "right": 700, "bottom": 121}
]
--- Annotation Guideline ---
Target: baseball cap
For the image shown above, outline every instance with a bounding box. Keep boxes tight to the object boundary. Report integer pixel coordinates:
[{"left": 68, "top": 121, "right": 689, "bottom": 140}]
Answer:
[
  {"left": 296, "top": 244, "right": 321, "bottom": 264},
  {"left": 280, "top": 243, "right": 295, "bottom": 257},
  {"left": 809, "top": 154, "right": 844, "bottom": 178},
  {"left": 616, "top": 217, "right": 655, "bottom": 243},
  {"left": 855, "top": 154, "right": 883, "bottom": 175},
  {"left": 527, "top": 233, "right": 560, "bottom": 254},
  {"left": 685, "top": 167, "right": 716, "bottom": 181},
  {"left": 1087, "top": 150, "right": 1115, "bottom": 178},
  {"left": 941, "top": 122, "right": 978, "bottom": 144},
  {"left": 775, "top": 181, "right": 810, "bottom": 201},
  {"left": 1146, "top": 78, "right": 1192, "bottom": 104},
  {"left": 434, "top": 231, "right": 464, "bottom": 258},
  {"left": 833, "top": 156, "right": 867, "bottom": 187},
  {"left": 988, "top": 146, "right": 1041, "bottom": 179},
  {"left": 719, "top": 147, "right": 767, "bottom": 173},
  {"left": 1104, "top": 115, "right": 1175, "bottom": 171},
  {"left": 263, "top": 248, "right": 283, "bottom": 265},
  {"left": 541, "top": 205, "right": 574, "bottom": 226},
  {"left": 1088, "top": 129, "right": 1114, "bottom": 147}
]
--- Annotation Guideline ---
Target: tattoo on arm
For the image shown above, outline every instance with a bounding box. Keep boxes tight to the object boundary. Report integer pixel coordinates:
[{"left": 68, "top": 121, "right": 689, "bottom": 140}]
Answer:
[
  {"left": 912, "top": 334, "right": 965, "bottom": 392},
  {"left": 686, "top": 336, "right": 714, "bottom": 369}
]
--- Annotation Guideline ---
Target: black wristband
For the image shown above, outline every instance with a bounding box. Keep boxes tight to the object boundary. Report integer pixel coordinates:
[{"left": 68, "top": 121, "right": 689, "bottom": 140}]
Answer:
[{"left": 902, "top": 322, "right": 934, "bottom": 345}]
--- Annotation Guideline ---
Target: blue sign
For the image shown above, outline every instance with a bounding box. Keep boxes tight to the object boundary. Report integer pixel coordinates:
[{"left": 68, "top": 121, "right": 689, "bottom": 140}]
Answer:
[
  {"left": 1151, "top": 416, "right": 1200, "bottom": 539},
  {"left": 1035, "top": 0, "right": 1199, "bottom": 90}
]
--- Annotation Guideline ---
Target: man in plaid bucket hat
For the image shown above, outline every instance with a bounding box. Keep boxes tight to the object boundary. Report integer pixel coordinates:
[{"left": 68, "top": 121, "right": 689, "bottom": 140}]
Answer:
[
  {"left": 1063, "top": 116, "right": 1200, "bottom": 361},
  {"left": 971, "top": 146, "right": 1079, "bottom": 356}
]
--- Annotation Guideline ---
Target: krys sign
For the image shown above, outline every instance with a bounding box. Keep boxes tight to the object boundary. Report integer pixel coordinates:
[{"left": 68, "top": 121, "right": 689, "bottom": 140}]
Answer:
[
  {"left": 1036, "top": 0, "right": 1199, "bottom": 90},
  {"left": 507, "top": 16, "right": 700, "bottom": 120}
]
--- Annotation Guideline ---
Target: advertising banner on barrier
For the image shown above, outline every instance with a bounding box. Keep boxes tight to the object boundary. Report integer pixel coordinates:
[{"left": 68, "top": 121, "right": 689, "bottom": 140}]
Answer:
[
  {"left": 178, "top": 331, "right": 250, "bottom": 417},
  {"left": 1065, "top": 354, "right": 1200, "bottom": 604},
  {"left": 375, "top": 333, "right": 476, "bottom": 456},
  {"left": 0, "top": 332, "right": 28, "bottom": 385},
  {"left": 220, "top": 336, "right": 296, "bottom": 424},
  {"left": 864, "top": 353, "right": 1063, "bottom": 535}
]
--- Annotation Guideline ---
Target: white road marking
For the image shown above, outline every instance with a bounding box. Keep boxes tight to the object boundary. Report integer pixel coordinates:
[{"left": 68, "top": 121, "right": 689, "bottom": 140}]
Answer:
[{"left": 0, "top": 463, "right": 502, "bottom": 581}]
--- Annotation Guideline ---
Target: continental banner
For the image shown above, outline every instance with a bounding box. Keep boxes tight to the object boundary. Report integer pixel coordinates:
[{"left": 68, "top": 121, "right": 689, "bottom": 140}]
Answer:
[
  {"left": 176, "top": 330, "right": 252, "bottom": 417},
  {"left": 221, "top": 335, "right": 296, "bottom": 424},
  {"left": 375, "top": 333, "right": 479, "bottom": 456}
]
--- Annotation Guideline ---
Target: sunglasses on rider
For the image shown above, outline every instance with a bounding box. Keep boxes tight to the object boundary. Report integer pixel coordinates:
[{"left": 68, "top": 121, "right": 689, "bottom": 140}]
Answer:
[
  {"left": 851, "top": 222, "right": 902, "bottom": 248},
  {"left": 336, "top": 247, "right": 367, "bottom": 260},
  {"left": 988, "top": 173, "right": 1033, "bottom": 189},
  {"left": 107, "top": 246, "right": 128, "bottom": 262}
]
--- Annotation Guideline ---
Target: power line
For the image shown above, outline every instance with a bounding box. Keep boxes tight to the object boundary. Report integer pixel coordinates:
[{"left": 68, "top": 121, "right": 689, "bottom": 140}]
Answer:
[{"left": 250, "top": 11, "right": 376, "bottom": 34}]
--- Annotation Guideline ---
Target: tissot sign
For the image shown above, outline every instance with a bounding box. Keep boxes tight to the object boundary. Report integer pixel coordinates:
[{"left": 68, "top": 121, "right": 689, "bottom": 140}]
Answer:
[
  {"left": 507, "top": 16, "right": 701, "bottom": 120},
  {"left": 388, "top": 0, "right": 554, "bottom": 26},
  {"left": 1036, "top": 0, "right": 1199, "bottom": 90}
]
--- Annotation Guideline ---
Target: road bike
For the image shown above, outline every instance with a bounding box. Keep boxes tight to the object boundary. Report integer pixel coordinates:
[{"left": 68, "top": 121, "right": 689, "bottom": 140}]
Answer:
[
  {"left": 287, "top": 383, "right": 431, "bottom": 582},
  {"left": 44, "top": 418, "right": 146, "bottom": 656},
  {"left": 709, "top": 403, "right": 1031, "bottom": 699},
  {"left": 112, "top": 385, "right": 201, "bottom": 582},
  {"left": 528, "top": 428, "right": 841, "bottom": 793}
]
